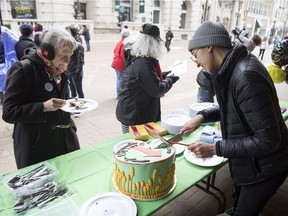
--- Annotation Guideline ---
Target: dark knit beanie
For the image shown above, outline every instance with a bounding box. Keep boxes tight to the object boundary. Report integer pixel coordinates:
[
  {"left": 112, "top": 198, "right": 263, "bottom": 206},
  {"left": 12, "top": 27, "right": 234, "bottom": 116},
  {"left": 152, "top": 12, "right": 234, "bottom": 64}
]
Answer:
[
  {"left": 20, "top": 24, "right": 34, "bottom": 37},
  {"left": 188, "top": 21, "right": 232, "bottom": 52}
]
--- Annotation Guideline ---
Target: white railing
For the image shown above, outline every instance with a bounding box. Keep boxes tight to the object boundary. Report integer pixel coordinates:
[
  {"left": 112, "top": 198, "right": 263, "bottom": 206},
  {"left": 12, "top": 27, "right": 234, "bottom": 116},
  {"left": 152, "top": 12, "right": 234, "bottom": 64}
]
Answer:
[{"left": 3, "top": 19, "right": 94, "bottom": 37}]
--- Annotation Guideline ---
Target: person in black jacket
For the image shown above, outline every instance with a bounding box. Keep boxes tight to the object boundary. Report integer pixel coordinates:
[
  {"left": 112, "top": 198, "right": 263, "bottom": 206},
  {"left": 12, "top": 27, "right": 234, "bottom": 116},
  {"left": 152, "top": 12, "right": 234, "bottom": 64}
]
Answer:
[
  {"left": 34, "top": 23, "right": 43, "bottom": 47},
  {"left": 116, "top": 23, "right": 179, "bottom": 133},
  {"left": 2, "top": 28, "right": 80, "bottom": 169},
  {"left": 165, "top": 27, "right": 174, "bottom": 52},
  {"left": 15, "top": 24, "right": 37, "bottom": 61},
  {"left": 182, "top": 21, "right": 288, "bottom": 216},
  {"left": 81, "top": 25, "right": 90, "bottom": 52},
  {"left": 66, "top": 25, "right": 85, "bottom": 98}
]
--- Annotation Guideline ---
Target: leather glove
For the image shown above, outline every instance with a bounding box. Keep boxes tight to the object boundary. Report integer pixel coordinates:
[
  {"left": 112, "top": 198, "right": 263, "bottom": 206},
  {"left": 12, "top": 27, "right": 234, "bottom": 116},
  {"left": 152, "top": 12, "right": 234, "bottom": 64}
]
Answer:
[
  {"left": 162, "top": 70, "right": 171, "bottom": 79},
  {"left": 169, "top": 75, "right": 179, "bottom": 84}
]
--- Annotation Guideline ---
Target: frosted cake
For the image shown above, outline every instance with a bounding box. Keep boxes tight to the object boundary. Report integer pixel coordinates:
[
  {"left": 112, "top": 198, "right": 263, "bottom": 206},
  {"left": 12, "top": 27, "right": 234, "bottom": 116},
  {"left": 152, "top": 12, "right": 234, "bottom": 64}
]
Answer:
[{"left": 114, "top": 142, "right": 176, "bottom": 200}]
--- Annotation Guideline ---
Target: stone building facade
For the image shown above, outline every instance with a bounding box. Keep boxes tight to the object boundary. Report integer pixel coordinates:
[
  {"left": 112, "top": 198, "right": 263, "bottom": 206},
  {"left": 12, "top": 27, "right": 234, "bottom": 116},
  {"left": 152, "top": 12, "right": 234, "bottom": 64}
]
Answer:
[{"left": 0, "top": 0, "right": 286, "bottom": 40}]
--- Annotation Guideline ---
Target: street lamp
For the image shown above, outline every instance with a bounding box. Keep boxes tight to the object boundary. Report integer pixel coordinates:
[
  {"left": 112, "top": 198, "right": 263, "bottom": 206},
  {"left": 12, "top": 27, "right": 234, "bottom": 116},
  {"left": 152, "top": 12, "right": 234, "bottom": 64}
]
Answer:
[
  {"left": 235, "top": 0, "right": 243, "bottom": 27},
  {"left": 203, "top": 0, "right": 208, "bottom": 23},
  {"left": 75, "top": 0, "right": 81, "bottom": 20},
  {"left": 272, "top": 20, "right": 276, "bottom": 37}
]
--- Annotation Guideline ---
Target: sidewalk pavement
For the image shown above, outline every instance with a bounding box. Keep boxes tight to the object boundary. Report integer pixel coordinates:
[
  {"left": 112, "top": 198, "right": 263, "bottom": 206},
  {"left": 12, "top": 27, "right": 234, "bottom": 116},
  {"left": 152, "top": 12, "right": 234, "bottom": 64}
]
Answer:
[{"left": 0, "top": 35, "right": 287, "bottom": 215}]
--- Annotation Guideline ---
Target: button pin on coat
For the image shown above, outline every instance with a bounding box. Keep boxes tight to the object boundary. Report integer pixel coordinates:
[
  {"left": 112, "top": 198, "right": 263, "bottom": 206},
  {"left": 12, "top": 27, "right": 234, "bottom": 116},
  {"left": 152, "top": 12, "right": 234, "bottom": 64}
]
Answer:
[{"left": 45, "top": 82, "right": 53, "bottom": 92}]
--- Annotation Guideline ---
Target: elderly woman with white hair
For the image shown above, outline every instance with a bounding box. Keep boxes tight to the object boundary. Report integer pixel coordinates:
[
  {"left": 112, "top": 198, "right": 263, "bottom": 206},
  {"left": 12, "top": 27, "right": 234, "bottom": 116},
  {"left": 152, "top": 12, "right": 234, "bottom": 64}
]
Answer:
[
  {"left": 111, "top": 28, "right": 130, "bottom": 98},
  {"left": 116, "top": 23, "right": 179, "bottom": 133},
  {"left": 2, "top": 28, "right": 80, "bottom": 169}
]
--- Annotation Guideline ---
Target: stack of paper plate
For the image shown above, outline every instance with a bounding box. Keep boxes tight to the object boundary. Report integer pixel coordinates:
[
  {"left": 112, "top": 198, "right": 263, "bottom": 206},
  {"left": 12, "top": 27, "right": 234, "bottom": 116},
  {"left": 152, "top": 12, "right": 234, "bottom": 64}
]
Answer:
[
  {"left": 161, "top": 114, "right": 191, "bottom": 134},
  {"left": 189, "top": 103, "right": 217, "bottom": 118}
]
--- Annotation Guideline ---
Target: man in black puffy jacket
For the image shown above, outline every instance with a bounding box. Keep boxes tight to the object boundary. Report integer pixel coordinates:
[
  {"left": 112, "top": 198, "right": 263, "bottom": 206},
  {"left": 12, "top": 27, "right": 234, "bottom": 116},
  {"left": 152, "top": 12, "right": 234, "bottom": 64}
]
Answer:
[{"left": 182, "top": 21, "right": 288, "bottom": 216}]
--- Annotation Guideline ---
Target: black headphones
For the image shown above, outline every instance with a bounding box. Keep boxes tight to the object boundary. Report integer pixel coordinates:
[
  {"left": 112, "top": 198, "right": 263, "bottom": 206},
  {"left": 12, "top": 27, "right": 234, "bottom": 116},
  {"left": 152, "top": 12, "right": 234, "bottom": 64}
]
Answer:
[{"left": 40, "top": 43, "right": 55, "bottom": 60}]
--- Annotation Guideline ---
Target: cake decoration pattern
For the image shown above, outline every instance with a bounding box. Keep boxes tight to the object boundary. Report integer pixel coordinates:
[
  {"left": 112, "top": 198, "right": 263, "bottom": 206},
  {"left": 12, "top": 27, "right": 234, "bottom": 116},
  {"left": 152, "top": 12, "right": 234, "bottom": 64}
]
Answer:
[{"left": 114, "top": 142, "right": 176, "bottom": 200}]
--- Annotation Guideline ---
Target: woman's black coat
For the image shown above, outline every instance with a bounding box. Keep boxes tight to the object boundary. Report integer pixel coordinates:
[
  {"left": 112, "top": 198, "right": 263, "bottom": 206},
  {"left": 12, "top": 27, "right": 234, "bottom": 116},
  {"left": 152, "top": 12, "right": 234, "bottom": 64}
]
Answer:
[{"left": 2, "top": 53, "right": 80, "bottom": 168}]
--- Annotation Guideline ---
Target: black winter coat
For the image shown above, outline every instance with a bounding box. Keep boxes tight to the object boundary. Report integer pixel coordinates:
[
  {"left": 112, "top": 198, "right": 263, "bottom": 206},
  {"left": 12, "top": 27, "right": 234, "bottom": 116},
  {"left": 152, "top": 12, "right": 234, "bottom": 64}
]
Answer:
[
  {"left": 116, "top": 56, "right": 173, "bottom": 126},
  {"left": 82, "top": 28, "right": 90, "bottom": 41},
  {"left": 15, "top": 36, "right": 37, "bottom": 61},
  {"left": 67, "top": 42, "right": 84, "bottom": 76},
  {"left": 199, "top": 44, "right": 288, "bottom": 185},
  {"left": 2, "top": 53, "right": 80, "bottom": 169}
]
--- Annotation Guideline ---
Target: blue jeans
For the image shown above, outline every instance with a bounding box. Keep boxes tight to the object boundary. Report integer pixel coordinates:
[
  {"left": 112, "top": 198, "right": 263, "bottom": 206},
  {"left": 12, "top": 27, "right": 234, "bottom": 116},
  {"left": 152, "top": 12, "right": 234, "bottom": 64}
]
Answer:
[
  {"left": 115, "top": 69, "right": 123, "bottom": 97},
  {"left": 69, "top": 72, "right": 84, "bottom": 98},
  {"left": 197, "top": 87, "right": 215, "bottom": 103},
  {"left": 85, "top": 40, "right": 90, "bottom": 51}
]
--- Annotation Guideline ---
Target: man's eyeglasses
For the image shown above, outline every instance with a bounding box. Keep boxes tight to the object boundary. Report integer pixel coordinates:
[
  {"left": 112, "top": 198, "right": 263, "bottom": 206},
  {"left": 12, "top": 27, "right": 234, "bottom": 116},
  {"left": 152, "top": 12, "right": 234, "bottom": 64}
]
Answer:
[{"left": 190, "top": 49, "right": 199, "bottom": 64}]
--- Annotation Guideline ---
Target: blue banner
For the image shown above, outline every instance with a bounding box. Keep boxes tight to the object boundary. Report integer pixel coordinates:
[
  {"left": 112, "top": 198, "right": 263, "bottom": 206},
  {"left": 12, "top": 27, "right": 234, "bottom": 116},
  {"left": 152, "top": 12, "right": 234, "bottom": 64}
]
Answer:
[{"left": 0, "top": 26, "right": 18, "bottom": 92}]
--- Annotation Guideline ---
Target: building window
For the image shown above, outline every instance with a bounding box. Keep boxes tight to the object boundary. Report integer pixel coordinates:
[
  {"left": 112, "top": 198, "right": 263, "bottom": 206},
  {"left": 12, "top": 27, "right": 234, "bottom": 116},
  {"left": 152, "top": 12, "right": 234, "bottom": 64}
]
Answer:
[
  {"left": 153, "top": 0, "right": 160, "bottom": 24},
  {"left": 10, "top": 1, "right": 37, "bottom": 19},
  {"left": 139, "top": 0, "right": 145, "bottom": 13},
  {"left": 74, "top": 3, "right": 86, "bottom": 20},
  {"left": 115, "top": 0, "right": 131, "bottom": 22},
  {"left": 153, "top": 11, "right": 160, "bottom": 23},
  {"left": 154, "top": 0, "right": 160, "bottom": 7}
]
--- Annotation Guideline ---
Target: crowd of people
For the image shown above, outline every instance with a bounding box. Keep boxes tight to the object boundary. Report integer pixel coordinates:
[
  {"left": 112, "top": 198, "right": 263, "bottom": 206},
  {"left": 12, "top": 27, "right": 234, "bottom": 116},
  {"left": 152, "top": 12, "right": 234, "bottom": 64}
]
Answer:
[{"left": 0, "top": 21, "right": 287, "bottom": 216}]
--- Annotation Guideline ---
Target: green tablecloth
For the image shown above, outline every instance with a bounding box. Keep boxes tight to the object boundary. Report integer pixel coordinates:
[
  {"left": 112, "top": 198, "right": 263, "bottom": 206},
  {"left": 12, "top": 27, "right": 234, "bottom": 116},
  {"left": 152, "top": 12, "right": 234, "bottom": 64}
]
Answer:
[{"left": 0, "top": 126, "right": 227, "bottom": 216}]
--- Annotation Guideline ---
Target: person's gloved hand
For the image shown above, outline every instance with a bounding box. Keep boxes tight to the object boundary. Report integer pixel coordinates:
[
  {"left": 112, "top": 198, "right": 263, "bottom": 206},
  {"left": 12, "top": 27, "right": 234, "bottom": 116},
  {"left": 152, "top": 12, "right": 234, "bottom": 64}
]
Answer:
[
  {"left": 169, "top": 75, "right": 179, "bottom": 84},
  {"left": 231, "top": 28, "right": 241, "bottom": 37},
  {"left": 162, "top": 70, "right": 171, "bottom": 79}
]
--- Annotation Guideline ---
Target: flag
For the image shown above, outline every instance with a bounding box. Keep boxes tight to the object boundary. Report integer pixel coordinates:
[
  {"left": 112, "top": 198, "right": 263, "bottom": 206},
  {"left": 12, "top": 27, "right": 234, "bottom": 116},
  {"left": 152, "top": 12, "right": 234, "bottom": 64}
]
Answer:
[{"left": 0, "top": 26, "right": 18, "bottom": 92}]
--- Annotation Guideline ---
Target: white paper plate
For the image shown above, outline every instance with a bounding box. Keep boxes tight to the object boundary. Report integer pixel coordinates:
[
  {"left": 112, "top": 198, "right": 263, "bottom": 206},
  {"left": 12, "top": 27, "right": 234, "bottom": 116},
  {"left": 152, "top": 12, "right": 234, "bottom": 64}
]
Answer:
[
  {"left": 61, "top": 98, "right": 98, "bottom": 113},
  {"left": 149, "top": 139, "right": 186, "bottom": 156},
  {"left": 161, "top": 114, "right": 191, "bottom": 135},
  {"left": 113, "top": 140, "right": 145, "bottom": 153},
  {"left": 189, "top": 103, "right": 217, "bottom": 118},
  {"left": 80, "top": 192, "right": 137, "bottom": 216},
  {"left": 184, "top": 149, "right": 223, "bottom": 167}
]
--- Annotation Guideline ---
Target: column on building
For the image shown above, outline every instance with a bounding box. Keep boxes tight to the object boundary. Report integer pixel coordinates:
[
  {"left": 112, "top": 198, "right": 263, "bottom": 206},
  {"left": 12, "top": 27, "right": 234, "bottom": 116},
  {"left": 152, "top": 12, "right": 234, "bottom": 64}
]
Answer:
[
  {"left": 89, "top": 1, "right": 116, "bottom": 28},
  {"left": 189, "top": 0, "right": 202, "bottom": 31},
  {"left": 161, "top": 0, "right": 182, "bottom": 30},
  {"left": 38, "top": 0, "right": 75, "bottom": 20}
]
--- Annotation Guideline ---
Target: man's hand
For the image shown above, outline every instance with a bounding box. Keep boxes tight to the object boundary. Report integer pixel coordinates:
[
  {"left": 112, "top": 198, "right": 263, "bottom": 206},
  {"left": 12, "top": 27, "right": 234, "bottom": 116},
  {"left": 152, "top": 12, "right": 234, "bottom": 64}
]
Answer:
[
  {"left": 188, "top": 142, "right": 216, "bottom": 158},
  {"left": 180, "top": 114, "right": 204, "bottom": 135},
  {"left": 43, "top": 98, "right": 66, "bottom": 112}
]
